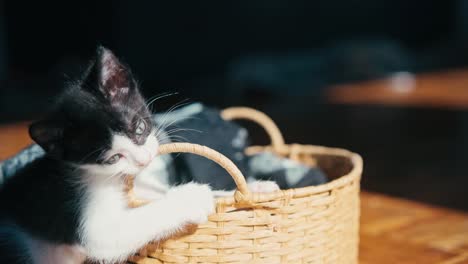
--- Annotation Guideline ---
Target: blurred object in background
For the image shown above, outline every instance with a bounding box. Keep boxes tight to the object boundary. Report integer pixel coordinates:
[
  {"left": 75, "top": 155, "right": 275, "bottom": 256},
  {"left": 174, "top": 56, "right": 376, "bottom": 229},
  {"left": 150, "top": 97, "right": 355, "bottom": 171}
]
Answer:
[
  {"left": 325, "top": 70, "right": 468, "bottom": 210},
  {"left": 0, "top": 0, "right": 459, "bottom": 120},
  {"left": 0, "top": 1, "right": 6, "bottom": 81},
  {"left": 327, "top": 70, "right": 468, "bottom": 109},
  {"left": 225, "top": 39, "right": 412, "bottom": 109}
]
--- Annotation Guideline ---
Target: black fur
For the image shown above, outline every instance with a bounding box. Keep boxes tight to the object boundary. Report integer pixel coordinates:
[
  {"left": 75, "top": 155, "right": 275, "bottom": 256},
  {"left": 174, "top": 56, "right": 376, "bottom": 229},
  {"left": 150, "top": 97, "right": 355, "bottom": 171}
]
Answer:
[
  {"left": 0, "top": 47, "right": 152, "bottom": 263},
  {"left": 0, "top": 158, "right": 83, "bottom": 244}
]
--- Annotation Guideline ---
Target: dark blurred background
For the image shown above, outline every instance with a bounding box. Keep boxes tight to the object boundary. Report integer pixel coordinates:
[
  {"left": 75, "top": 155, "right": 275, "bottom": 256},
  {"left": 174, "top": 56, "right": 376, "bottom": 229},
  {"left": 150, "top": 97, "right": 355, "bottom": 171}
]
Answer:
[{"left": 1, "top": 1, "right": 468, "bottom": 210}]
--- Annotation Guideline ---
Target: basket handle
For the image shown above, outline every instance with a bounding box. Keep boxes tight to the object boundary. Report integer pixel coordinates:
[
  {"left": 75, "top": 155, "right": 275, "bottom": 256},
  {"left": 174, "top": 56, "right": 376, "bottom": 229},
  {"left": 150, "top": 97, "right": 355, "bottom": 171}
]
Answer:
[
  {"left": 221, "top": 107, "right": 286, "bottom": 152},
  {"left": 158, "top": 143, "right": 250, "bottom": 196},
  {"left": 126, "top": 142, "right": 253, "bottom": 207}
]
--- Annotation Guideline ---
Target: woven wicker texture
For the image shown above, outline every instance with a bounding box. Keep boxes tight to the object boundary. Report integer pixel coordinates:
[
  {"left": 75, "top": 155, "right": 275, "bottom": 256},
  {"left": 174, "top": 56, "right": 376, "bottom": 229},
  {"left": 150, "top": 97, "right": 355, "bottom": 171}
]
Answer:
[{"left": 127, "top": 107, "right": 363, "bottom": 264}]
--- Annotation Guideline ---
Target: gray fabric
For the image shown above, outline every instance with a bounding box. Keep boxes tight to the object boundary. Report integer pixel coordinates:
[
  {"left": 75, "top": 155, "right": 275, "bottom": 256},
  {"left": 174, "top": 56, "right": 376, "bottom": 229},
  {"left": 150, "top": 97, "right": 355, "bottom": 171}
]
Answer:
[
  {"left": 249, "top": 152, "right": 310, "bottom": 186},
  {"left": 0, "top": 144, "right": 45, "bottom": 185},
  {"left": 248, "top": 152, "right": 327, "bottom": 189},
  {"left": 163, "top": 104, "right": 250, "bottom": 189}
]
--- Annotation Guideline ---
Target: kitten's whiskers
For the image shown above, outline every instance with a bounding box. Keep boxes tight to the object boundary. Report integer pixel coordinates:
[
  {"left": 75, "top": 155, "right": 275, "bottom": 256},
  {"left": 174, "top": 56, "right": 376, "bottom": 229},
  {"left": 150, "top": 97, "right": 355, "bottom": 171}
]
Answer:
[{"left": 154, "top": 99, "right": 192, "bottom": 139}]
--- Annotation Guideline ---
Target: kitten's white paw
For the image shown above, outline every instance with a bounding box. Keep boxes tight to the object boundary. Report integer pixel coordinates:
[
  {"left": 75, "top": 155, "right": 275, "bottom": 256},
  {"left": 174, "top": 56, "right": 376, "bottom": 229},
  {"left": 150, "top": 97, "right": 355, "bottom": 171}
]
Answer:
[
  {"left": 168, "top": 183, "right": 215, "bottom": 224},
  {"left": 248, "top": 180, "right": 280, "bottom": 193}
]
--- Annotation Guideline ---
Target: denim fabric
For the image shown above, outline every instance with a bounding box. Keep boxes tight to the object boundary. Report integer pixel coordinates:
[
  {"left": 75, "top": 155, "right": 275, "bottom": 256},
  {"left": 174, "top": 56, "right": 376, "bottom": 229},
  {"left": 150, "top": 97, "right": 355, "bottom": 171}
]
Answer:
[{"left": 0, "top": 144, "right": 45, "bottom": 185}]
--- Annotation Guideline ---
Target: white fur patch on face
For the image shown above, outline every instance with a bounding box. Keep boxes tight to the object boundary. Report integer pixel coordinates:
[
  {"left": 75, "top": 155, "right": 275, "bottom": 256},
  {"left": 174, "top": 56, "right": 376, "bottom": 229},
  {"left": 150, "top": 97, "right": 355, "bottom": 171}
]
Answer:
[{"left": 81, "top": 130, "right": 159, "bottom": 180}]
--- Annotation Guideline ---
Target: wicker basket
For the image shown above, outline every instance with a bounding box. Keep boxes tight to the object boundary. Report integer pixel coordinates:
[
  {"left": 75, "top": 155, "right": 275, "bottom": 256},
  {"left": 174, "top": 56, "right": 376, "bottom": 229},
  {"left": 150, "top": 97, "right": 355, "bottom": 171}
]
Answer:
[{"left": 127, "top": 107, "right": 363, "bottom": 264}]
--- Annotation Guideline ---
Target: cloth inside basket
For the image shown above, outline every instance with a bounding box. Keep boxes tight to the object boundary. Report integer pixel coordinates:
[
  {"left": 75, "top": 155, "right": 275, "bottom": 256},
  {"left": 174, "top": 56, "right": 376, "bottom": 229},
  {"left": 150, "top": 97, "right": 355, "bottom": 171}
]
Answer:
[{"left": 0, "top": 103, "right": 327, "bottom": 190}]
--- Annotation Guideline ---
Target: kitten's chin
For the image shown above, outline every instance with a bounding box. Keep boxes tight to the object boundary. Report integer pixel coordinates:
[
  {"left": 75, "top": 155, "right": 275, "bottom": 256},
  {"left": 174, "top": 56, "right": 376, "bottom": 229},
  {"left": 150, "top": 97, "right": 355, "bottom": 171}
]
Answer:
[
  {"left": 123, "top": 167, "right": 145, "bottom": 176},
  {"left": 122, "top": 159, "right": 156, "bottom": 176}
]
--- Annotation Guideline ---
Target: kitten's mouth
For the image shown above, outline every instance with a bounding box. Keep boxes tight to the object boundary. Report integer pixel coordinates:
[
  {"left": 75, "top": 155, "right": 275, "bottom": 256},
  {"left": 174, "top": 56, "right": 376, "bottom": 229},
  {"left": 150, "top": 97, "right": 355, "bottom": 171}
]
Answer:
[{"left": 123, "top": 174, "right": 136, "bottom": 192}]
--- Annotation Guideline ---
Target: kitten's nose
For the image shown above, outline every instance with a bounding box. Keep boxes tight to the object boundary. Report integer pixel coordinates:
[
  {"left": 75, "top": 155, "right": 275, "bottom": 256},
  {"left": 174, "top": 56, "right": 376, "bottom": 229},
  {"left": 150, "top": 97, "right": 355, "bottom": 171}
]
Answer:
[
  {"left": 135, "top": 151, "right": 153, "bottom": 167},
  {"left": 136, "top": 158, "right": 150, "bottom": 167}
]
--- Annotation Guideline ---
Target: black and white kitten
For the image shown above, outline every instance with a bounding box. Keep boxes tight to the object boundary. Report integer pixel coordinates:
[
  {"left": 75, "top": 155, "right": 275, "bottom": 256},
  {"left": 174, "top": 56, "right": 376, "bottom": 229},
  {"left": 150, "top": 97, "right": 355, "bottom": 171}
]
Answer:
[{"left": 0, "top": 47, "right": 216, "bottom": 264}]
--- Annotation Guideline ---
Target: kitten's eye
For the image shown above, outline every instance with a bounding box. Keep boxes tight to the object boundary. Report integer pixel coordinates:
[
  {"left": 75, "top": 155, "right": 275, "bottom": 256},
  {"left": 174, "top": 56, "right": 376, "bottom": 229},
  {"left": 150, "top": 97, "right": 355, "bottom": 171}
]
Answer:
[
  {"left": 105, "top": 154, "right": 122, "bottom": 165},
  {"left": 135, "top": 119, "right": 147, "bottom": 136}
]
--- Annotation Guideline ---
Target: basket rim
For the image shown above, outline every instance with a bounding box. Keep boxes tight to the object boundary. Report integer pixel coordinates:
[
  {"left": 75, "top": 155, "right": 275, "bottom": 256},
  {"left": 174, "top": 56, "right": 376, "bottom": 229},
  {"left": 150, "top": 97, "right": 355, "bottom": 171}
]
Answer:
[{"left": 215, "top": 143, "right": 363, "bottom": 206}]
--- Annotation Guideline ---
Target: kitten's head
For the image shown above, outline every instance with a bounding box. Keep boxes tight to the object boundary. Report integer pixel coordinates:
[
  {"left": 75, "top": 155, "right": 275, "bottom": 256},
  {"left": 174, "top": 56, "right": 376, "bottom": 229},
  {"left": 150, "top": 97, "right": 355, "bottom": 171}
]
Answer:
[{"left": 29, "top": 46, "right": 159, "bottom": 176}]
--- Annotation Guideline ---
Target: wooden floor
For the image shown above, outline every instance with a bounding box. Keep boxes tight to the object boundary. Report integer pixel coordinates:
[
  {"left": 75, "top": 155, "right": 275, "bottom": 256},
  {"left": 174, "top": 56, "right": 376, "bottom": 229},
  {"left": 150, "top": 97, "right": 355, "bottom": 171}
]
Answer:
[
  {"left": 2, "top": 123, "right": 468, "bottom": 263},
  {"left": 360, "top": 192, "right": 468, "bottom": 264},
  {"left": 0, "top": 122, "right": 32, "bottom": 160}
]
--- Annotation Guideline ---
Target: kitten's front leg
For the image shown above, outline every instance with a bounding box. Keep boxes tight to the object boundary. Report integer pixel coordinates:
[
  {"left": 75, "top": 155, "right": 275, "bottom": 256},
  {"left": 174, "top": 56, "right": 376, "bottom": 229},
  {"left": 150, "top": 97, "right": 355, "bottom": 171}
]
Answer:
[
  {"left": 82, "top": 183, "right": 214, "bottom": 263},
  {"left": 132, "top": 174, "right": 170, "bottom": 201}
]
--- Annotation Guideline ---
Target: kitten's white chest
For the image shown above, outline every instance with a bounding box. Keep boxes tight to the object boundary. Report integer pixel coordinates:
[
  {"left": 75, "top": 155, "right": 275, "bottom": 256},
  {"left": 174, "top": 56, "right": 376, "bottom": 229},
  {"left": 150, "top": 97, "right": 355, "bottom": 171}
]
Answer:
[
  {"left": 81, "top": 183, "right": 128, "bottom": 237},
  {"left": 79, "top": 181, "right": 141, "bottom": 261}
]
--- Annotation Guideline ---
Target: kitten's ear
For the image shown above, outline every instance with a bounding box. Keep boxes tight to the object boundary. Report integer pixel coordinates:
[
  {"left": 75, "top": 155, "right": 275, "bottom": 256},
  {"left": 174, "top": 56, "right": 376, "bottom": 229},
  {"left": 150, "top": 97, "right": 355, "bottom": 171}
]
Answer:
[
  {"left": 29, "top": 120, "right": 64, "bottom": 156},
  {"left": 83, "top": 46, "right": 134, "bottom": 103}
]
